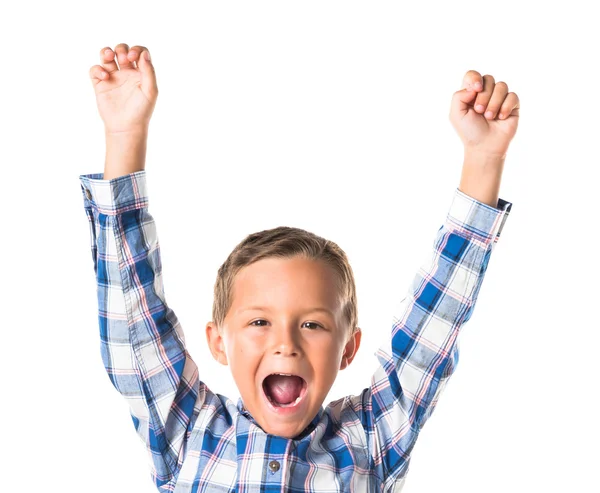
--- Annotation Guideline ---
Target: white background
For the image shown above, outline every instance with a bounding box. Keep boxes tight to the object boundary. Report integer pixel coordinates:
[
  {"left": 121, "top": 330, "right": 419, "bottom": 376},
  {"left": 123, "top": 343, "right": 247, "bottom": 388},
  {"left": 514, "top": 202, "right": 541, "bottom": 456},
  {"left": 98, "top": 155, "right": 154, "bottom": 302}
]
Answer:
[{"left": 1, "top": 1, "right": 598, "bottom": 491}]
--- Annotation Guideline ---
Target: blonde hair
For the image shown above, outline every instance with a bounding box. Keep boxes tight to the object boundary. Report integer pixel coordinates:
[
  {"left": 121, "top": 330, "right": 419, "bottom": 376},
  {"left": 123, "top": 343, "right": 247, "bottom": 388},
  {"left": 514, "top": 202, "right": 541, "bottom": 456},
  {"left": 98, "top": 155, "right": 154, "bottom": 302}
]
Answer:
[{"left": 212, "top": 226, "right": 358, "bottom": 335}]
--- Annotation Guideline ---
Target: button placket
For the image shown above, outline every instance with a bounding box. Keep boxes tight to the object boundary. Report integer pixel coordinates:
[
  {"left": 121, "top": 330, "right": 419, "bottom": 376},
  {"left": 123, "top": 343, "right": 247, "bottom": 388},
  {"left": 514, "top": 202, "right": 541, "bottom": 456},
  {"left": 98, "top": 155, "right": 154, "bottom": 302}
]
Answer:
[{"left": 263, "top": 435, "right": 289, "bottom": 482}]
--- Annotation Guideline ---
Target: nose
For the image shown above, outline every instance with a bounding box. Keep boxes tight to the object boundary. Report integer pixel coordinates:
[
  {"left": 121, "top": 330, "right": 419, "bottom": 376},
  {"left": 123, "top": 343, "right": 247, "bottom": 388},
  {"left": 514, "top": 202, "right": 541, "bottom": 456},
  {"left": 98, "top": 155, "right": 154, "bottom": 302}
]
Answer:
[{"left": 271, "top": 323, "right": 301, "bottom": 357}]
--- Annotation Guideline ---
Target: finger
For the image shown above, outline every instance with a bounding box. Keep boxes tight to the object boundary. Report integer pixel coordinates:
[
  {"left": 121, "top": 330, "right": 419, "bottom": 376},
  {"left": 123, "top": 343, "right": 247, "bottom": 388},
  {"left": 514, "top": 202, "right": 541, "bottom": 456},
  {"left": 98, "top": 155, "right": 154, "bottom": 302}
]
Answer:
[
  {"left": 450, "top": 87, "right": 478, "bottom": 117},
  {"left": 498, "top": 92, "right": 520, "bottom": 120},
  {"left": 483, "top": 81, "right": 508, "bottom": 120},
  {"left": 114, "top": 42, "right": 133, "bottom": 70},
  {"left": 461, "top": 70, "right": 484, "bottom": 92},
  {"left": 89, "top": 64, "right": 108, "bottom": 85},
  {"left": 474, "top": 74, "right": 496, "bottom": 114},
  {"left": 100, "top": 46, "right": 118, "bottom": 73},
  {"left": 137, "top": 48, "right": 158, "bottom": 96},
  {"left": 127, "top": 45, "right": 149, "bottom": 66}
]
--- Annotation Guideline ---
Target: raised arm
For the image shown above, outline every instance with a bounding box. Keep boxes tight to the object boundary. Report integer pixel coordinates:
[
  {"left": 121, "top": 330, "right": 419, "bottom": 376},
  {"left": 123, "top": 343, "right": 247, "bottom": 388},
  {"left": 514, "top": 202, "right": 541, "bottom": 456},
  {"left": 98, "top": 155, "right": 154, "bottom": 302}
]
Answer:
[
  {"left": 83, "top": 44, "right": 220, "bottom": 490},
  {"left": 351, "top": 70, "right": 520, "bottom": 487},
  {"left": 362, "top": 189, "right": 511, "bottom": 482}
]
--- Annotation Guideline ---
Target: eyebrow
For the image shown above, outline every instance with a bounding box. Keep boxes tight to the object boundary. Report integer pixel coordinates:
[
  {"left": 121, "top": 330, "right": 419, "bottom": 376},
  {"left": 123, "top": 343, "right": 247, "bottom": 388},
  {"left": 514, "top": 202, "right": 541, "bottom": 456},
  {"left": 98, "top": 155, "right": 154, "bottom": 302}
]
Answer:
[{"left": 236, "top": 306, "right": 335, "bottom": 317}]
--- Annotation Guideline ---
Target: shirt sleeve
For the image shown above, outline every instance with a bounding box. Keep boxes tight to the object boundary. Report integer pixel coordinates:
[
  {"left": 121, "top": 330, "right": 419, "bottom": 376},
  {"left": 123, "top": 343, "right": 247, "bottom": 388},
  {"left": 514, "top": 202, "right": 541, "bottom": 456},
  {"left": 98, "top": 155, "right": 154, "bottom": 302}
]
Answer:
[
  {"left": 352, "top": 189, "right": 512, "bottom": 485},
  {"left": 79, "top": 170, "right": 220, "bottom": 491}
]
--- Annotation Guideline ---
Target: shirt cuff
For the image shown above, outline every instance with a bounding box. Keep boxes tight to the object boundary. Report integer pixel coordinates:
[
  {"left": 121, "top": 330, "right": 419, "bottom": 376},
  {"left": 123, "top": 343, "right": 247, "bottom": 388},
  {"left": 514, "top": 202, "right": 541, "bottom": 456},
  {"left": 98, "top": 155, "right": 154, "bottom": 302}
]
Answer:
[
  {"left": 445, "top": 188, "right": 512, "bottom": 244},
  {"left": 79, "top": 170, "right": 149, "bottom": 215}
]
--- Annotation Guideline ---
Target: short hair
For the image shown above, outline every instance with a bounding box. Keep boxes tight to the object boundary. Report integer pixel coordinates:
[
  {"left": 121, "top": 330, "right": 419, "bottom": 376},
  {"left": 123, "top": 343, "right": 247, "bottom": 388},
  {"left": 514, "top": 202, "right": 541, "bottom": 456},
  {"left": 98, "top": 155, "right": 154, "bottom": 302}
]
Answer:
[{"left": 212, "top": 226, "right": 358, "bottom": 336}]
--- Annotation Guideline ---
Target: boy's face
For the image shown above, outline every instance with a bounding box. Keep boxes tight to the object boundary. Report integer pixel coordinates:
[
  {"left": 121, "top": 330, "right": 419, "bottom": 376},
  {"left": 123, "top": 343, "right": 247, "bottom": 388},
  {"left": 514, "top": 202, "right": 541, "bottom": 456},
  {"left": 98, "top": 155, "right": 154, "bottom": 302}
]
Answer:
[{"left": 206, "top": 256, "right": 361, "bottom": 439}]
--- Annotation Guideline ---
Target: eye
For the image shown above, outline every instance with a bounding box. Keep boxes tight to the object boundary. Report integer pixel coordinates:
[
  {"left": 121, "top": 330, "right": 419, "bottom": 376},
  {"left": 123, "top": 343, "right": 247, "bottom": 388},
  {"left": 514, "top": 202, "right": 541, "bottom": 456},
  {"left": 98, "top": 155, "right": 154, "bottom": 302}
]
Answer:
[
  {"left": 302, "top": 321, "right": 323, "bottom": 330},
  {"left": 249, "top": 319, "right": 269, "bottom": 327}
]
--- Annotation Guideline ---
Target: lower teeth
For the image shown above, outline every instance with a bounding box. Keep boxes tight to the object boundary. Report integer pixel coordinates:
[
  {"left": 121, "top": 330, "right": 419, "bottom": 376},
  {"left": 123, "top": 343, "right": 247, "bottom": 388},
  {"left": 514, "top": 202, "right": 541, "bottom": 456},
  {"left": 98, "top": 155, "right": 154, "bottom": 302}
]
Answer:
[{"left": 269, "top": 395, "right": 301, "bottom": 408}]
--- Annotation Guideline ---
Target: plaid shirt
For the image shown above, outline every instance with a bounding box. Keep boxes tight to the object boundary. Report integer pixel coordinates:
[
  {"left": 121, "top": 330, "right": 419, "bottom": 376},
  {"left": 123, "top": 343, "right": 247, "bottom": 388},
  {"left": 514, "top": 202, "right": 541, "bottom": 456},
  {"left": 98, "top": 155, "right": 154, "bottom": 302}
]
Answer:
[{"left": 79, "top": 171, "right": 511, "bottom": 492}]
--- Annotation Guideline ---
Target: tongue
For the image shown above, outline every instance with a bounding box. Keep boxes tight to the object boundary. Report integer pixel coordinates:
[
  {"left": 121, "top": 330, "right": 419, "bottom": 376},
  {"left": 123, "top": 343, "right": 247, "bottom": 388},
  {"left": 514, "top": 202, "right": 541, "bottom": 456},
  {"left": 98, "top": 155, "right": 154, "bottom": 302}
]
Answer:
[{"left": 265, "top": 375, "right": 303, "bottom": 405}]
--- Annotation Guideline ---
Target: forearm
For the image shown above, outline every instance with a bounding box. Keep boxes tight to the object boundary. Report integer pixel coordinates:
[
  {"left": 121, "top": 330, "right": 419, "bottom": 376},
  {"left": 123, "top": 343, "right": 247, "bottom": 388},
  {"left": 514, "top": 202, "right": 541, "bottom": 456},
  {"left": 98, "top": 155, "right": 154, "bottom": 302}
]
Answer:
[
  {"left": 103, "top": 128, "right": 148, "bottom": 180},
  {"left": 459, "top": 150, "right": 505, "bottom": 208},
  {"left": 80, "top": 172, "right": 186, "bottom": 390}
]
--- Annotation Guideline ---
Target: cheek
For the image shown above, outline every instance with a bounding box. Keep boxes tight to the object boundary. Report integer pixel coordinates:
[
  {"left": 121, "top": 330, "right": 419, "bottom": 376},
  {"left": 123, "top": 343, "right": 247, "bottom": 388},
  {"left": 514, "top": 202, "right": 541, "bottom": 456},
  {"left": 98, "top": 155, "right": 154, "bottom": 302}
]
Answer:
[
  {"left": 224, "top": 331, "right": 264, "bottom": 370},
  {"left": 308, "top": 335, "right": 345, "bottom": 371}
]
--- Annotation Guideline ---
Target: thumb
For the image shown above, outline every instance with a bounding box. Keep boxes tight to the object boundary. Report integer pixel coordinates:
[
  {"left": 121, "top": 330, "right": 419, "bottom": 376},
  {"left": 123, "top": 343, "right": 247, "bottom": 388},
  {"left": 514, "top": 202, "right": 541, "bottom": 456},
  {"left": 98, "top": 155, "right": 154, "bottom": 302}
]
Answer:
[
  {"left": 139, "top": 50, "right": 158, "bottom": 97},
  {"left": 450, "top": 88, "right": 477, "bottom": 118}
]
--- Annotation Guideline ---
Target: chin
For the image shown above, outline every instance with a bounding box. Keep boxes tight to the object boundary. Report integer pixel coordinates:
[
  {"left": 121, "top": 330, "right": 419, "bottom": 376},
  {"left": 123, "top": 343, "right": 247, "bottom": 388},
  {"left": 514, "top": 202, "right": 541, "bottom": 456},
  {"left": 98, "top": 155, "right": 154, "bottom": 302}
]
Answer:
[{"left": 262, "top": 419, "right": 308, "bottom": 439}]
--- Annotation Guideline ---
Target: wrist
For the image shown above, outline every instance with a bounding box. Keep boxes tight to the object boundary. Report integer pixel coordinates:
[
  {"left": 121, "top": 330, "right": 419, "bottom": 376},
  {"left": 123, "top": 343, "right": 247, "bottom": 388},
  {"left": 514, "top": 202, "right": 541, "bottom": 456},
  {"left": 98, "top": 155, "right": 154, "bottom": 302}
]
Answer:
[
  {"left": 459, "top": 150, "right": 505, "bottom": 208},
  {"left": 105, "top": 125, "right": 149, "bottom": 139},
  {"left": 104, "top": 129, "right": 148, "bottom": 181},
  {"left": 463, "top": 145, "right": 506, "bottom": 161}
]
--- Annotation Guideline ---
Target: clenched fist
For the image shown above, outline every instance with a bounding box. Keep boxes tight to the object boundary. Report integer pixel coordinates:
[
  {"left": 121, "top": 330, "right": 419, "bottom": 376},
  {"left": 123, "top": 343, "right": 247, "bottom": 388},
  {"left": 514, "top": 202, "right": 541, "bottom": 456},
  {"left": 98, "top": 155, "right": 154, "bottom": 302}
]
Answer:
[
  {"left": 450, "top": 71, "right": 520, "bottom": 158},
  {"left": 89, "top": 43, "right": 158, "bottom": 135}
]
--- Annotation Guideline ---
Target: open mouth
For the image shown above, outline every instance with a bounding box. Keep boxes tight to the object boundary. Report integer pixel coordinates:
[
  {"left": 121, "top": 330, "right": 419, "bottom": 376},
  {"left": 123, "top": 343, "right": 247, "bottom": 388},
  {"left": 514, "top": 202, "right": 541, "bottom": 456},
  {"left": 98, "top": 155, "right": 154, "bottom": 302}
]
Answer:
[{"left": 262, "top": 373, "right": 307, "bottom": 408}]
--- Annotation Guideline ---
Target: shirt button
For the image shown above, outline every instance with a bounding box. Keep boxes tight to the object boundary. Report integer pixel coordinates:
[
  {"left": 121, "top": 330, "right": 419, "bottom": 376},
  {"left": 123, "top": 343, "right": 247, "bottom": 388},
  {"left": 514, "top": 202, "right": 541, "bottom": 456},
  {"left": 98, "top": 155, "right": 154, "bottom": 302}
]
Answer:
[
  {"left": 85, "top": 188, "right": 92, "bottom": 200},
  {"left": 268, "top": 460, "right": 280, "bottom": 473}
]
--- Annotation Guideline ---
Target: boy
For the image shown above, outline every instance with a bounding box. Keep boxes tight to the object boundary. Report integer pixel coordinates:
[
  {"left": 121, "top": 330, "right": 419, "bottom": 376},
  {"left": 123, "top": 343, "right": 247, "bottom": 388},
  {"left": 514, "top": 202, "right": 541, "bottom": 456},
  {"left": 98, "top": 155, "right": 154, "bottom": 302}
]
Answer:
[{"left": 81, "top": 43, "right": 518, "bottom": 492}]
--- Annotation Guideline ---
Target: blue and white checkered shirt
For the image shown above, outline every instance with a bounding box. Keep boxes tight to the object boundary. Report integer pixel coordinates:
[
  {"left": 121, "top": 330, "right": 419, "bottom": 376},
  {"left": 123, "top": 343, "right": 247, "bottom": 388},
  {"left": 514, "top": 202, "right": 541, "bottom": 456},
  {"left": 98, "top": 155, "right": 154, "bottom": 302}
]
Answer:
[{"left": 79, "top": 170, "right": 511, "bottom": 492}]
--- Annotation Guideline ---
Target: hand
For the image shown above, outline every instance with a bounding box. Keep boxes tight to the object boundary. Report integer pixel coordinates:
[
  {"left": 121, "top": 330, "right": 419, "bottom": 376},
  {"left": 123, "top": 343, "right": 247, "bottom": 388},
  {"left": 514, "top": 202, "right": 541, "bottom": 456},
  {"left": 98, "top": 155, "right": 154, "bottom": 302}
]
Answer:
[
  {"left": 450, "top": 71, "right": 520, "bottom": 158},
  {"left": 89, "top": 43, "right": 158, "bottom": 135}
]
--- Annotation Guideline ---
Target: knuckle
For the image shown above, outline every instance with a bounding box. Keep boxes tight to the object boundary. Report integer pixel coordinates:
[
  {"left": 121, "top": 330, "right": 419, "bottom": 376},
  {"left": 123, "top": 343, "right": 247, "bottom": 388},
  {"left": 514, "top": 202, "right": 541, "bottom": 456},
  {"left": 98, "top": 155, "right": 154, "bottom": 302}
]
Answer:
[
  {"left": 89, "top": 66, "right": 103, "bottom": 79},
  {"left": 496, "top": 81, "right": 508, "bottom": 90},
  {"left": 482, "top": 81, "right": 494, "bottom": 91}
]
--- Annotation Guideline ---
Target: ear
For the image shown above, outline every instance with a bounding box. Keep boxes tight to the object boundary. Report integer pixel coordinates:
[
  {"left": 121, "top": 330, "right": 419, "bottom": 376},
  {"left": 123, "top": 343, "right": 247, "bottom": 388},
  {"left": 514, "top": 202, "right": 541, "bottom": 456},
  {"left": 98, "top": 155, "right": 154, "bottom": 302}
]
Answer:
[
  {"left": 206, "top": 321, "right": 229, "bottom": 366},
  {"left": 340, "top": 327, "right": 362, "bottom": 370}
]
